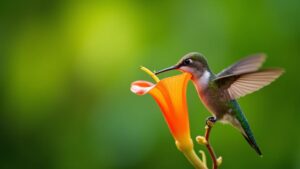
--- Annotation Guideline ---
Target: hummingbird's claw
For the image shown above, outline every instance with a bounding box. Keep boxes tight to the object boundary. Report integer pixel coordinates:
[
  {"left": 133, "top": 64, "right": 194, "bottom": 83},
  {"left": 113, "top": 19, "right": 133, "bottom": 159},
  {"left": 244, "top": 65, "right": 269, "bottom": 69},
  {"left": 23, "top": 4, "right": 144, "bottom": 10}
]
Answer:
[{"left": 206, "top": 116, "right": 217, "bottom": 127}]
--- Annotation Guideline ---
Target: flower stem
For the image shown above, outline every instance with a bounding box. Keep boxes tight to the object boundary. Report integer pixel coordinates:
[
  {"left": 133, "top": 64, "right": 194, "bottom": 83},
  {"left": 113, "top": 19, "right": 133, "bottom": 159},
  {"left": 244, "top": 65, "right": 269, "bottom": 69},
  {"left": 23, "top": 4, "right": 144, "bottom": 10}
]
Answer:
[
  {"left": 182, "top": 149, "right": 208, "bottom": 169},
  {"left": 205, "top": 124, "right": 218, "bottom": 169}
]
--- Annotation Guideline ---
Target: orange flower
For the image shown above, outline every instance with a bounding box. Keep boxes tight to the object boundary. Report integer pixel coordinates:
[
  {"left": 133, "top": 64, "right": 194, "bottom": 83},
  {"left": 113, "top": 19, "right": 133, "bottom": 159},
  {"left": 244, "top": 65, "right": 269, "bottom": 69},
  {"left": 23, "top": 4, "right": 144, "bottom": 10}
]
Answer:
[
  {"left": 131, "top": 72, "right": 193, "bottom": 151},
  {"left": 130, "top": 67, "right": 207, "bottom": 169}
]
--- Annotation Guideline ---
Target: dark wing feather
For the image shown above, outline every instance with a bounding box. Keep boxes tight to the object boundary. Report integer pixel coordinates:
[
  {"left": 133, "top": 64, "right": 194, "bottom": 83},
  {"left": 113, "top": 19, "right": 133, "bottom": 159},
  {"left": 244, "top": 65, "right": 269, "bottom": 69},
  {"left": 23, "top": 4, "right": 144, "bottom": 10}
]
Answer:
[
  {"left": 216, "top": 53, "right": 266, "bottom": 79},
  {"left": 215, "top": 68, "right": 284, "bottom": 99}
]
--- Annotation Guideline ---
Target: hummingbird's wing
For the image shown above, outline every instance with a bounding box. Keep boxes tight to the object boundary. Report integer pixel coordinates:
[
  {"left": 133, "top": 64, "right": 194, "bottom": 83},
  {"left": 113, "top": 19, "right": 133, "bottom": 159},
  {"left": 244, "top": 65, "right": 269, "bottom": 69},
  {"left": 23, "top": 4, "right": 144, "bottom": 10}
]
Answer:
[
  {"left": 216, "top": 53, "right": 266, "bottom": 79},
  {"left": 215, "top": 68, "right": 284, "bottom": 99}
]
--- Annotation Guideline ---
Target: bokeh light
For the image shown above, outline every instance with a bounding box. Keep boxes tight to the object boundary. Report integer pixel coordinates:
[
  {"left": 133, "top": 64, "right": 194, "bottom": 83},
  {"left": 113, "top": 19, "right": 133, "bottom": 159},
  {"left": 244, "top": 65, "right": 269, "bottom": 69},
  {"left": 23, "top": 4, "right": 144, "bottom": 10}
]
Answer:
[{"left": 0, "top": 0, "right": 299, "bottom": 169}]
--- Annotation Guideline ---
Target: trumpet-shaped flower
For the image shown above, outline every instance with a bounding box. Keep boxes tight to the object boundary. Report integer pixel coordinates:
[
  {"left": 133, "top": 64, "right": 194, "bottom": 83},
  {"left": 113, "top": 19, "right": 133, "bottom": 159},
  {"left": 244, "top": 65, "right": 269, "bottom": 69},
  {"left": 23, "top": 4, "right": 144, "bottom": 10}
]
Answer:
[
  {"left": 130, "top": 67, "right": 207, "bottom": 169},
  {"left": 131, "top": 72, "right": 192, "bottom": 150}
]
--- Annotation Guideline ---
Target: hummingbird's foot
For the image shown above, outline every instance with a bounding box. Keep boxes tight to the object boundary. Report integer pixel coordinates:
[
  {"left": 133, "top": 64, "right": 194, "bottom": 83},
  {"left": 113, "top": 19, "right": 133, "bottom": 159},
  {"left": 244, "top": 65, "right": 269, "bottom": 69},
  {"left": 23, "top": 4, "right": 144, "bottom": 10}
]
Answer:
[{"left": 206, "top": 116, "right": 217, "bottom": 127}]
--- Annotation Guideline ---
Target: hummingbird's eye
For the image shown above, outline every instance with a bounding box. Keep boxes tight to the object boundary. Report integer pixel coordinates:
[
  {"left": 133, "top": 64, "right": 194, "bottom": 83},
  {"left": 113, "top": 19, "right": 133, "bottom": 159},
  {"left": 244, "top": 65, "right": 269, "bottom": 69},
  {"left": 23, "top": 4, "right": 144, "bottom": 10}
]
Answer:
[{"left": 184, "top": 59, "right": 192, "bottom": 65}]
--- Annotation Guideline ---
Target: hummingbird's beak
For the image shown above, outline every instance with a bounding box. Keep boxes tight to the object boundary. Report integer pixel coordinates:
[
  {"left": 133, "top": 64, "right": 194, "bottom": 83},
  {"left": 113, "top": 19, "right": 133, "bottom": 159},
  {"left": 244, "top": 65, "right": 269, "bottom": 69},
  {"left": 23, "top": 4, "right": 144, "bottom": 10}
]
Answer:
[{"left": 155, "top": 65, "right": 179, "bottom": 75}]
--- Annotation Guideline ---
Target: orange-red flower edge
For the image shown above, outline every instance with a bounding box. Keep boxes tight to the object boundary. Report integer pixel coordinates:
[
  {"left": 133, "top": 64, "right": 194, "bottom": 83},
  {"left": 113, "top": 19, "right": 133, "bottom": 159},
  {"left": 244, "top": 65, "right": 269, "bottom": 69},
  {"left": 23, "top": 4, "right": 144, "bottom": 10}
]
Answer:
[{"left": 131, "top": 72, "right": 193, "bottom": 151}]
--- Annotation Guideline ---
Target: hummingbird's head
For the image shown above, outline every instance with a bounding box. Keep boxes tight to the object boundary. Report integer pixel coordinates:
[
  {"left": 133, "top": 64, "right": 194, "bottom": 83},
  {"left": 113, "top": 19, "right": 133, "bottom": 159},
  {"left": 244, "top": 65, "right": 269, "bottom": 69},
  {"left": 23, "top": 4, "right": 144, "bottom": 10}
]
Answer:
[{"left": 155, "top": 52, "right": 210, "bottom": 79}]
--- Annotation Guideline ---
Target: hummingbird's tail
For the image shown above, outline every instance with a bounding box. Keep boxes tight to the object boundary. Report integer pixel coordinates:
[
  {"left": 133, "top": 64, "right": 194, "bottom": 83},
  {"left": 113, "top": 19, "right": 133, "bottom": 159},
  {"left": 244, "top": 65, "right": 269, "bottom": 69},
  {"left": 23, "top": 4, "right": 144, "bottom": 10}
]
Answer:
[
  {"left": 229, "top": 100, "right": 262, "bottom": 156},
  {"left": 238, "top": 112, "right": 262, "bottom": 156},
  {"left": 241, "top": 131, "right": 262, "bottom": 156}
]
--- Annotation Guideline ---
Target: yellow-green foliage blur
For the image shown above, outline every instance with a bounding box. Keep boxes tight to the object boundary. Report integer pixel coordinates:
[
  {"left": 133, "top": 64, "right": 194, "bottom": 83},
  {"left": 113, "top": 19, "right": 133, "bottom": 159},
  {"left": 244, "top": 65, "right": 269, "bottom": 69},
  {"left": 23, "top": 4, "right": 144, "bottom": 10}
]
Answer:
[{"left": 0, "top": 0, "right": 299, "bottom": 169}]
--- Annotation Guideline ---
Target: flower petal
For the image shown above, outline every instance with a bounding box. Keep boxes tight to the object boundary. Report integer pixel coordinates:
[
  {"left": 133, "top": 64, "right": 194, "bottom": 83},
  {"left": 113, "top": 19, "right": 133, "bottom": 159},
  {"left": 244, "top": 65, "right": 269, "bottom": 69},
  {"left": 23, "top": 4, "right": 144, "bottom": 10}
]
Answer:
[
  {"left": 148, "top": 73, "right": 192, "bottom": 146},
  {"left": 130, "top": 80, "right": 154, "bottom": 95},
  {"left": 130, "top": 73, "right": 193, "bottom": 150}
]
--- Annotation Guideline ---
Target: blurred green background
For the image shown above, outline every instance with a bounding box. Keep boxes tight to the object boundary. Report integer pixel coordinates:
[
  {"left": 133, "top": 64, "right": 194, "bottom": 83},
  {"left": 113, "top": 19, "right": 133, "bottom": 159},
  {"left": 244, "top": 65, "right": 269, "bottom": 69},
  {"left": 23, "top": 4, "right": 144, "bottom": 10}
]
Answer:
[{"left": 0, "top": 0, "right": 299, "bottom": 169}]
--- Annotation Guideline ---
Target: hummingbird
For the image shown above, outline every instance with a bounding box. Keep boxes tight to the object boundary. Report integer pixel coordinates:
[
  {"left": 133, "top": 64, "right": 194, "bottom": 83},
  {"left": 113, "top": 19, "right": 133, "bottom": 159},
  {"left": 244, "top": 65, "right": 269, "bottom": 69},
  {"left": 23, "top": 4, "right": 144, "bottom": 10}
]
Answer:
[{"left": 155, "top": 52, "right": 284, "bottom": 156}]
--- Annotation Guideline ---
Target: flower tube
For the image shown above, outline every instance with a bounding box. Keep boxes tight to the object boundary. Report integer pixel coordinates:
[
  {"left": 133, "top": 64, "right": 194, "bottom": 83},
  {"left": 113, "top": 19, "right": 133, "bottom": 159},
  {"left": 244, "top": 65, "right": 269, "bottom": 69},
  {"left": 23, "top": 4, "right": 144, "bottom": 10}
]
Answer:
[{"left": 130, "top": 67, "right": 207, "bottom": 169}]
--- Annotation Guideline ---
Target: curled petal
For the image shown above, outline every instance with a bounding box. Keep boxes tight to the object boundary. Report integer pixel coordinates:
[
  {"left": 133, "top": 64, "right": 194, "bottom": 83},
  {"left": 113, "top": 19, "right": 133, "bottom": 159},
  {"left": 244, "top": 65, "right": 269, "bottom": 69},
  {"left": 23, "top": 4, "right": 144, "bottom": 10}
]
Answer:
[{"left": 130, "top": 81, "right": 154, "bottom": 95}]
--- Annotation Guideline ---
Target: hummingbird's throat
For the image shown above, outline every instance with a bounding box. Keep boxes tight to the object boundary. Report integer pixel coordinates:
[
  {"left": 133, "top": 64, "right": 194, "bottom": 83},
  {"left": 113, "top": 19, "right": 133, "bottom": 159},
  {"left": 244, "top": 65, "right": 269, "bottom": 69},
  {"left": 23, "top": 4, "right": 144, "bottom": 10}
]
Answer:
[
  {"left": 199, "top": 71, "right": 210, "bottom": 85},
  {"left": 192, "top": 70, "right": 210, "bottom": 91}
]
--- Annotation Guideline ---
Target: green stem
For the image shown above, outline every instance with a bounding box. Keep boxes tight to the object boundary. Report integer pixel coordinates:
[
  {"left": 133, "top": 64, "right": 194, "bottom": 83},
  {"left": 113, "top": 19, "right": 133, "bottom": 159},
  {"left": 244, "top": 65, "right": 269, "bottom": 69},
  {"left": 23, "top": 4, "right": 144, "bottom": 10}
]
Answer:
[{"left": 182, "top": 149, "right": 208, "bottom": 169}]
